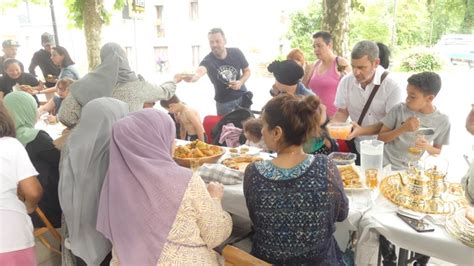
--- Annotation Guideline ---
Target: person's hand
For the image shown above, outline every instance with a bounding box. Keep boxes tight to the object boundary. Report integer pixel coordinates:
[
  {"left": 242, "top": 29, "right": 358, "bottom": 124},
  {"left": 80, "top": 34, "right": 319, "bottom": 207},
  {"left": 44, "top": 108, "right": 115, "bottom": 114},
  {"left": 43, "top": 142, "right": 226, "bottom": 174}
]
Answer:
[
  {"left": 36, "top": 81, "right": 45, "bottom": 92},
  {"left": 181, "top": 74, "right": 196, "bottom": 83},
  {"left": 415, "top": 135, "right": 429, "bottom": 149},
  {"left": 228, "top": 80, "right": 243, "bottom": 90},
  {"left": 466, "top": 105, "right": 474, "bottom": 135},
  {"left": 47, "top": 115, "right": 57, "bottom": 124},
  {"left": 347, "top": 122, "right": 361, "bottom": 140},
  {"left": 173, "top": 74, "right": 185, "bottom": 83},
  {"left": 401, "top": 116, "right": 420, "bottom": 132},
  {"left": 19, "top": 85, "right": 36, "bottom": 95},
  {"left": 207, "top": 181, "right": 224, "bottom": 200}
]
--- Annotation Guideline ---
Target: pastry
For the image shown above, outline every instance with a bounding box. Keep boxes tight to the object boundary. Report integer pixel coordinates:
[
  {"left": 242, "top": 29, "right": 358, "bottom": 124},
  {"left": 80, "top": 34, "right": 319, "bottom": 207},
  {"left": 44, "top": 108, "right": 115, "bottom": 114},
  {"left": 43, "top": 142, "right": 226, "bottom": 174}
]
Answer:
[{"left": 466, "top": 208, "right": 474, "bottom": 224}]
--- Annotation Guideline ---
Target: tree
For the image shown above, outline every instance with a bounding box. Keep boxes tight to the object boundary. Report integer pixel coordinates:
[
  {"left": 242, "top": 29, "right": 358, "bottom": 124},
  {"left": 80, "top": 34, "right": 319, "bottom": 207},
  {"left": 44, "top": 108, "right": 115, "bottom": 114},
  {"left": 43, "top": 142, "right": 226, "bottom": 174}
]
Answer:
[
  {"left": 321, "top": 0, "right": 351, "bottom": 57},
  {"left": 287, "top": 2, "right": 323, "bottom": 62},
  {"left": 65, "top": 0, "right": 124, "bottom": 70}
]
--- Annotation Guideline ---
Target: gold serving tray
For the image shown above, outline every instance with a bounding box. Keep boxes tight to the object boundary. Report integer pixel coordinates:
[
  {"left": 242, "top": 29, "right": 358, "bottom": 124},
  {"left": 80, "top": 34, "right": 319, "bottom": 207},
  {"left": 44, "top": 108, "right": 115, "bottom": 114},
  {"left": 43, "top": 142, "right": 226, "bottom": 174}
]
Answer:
[{"left": 380, "top": 174, "right": 469, "bottom": 214}]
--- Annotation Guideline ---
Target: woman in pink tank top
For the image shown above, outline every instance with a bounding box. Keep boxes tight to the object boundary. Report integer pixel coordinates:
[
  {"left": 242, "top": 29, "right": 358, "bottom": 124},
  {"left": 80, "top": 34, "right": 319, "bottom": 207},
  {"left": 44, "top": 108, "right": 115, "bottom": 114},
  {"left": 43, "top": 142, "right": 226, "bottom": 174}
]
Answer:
[{"left": 303, "top": 31, "right": 350, "bottom": 117}]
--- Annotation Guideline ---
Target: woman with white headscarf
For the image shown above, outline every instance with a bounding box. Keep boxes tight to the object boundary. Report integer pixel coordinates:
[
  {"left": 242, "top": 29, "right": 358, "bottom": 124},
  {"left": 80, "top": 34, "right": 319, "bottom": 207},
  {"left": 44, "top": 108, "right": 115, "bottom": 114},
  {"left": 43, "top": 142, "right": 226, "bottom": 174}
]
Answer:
[
  {"left": 59, "top": 97, "right": 129, "bottom": 265},
  {"left": 58, "top": 42, "right": 181, "bottom": 128}
]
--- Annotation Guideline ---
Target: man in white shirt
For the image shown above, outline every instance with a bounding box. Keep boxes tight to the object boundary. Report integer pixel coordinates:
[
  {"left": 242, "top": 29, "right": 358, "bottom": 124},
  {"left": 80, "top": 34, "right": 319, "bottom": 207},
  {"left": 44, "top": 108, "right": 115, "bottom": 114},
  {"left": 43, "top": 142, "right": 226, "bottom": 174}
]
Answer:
[{"left": 333, "top": 40, "right": 402, "bottom": 152}]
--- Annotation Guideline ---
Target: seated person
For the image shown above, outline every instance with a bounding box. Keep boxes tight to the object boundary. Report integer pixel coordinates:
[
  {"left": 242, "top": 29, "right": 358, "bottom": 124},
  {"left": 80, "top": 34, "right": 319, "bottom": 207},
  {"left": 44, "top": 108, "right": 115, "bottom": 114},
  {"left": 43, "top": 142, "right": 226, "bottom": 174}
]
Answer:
[
  {"left": 377, "top": 72, "right": 450, "bottom": 170},
  {"left": 267, "top": 59, "right": 336, "bottom": 155},
  {"left": 243, "top": 94, "right": 348, "bottom": 264},
  {"left": 96, "top": 109, "right": 232, "bottom": 265},
  {"left": 38, "top": 77, "right": 74, "bottom": 123},
  {"left": 243, "top": 118, "right": 267, "bottom": 151},
  {"left": 0, "top": 101, "right": 42, "bottom": 265},
  {"left": 4, "top": 91, "right": 62, "bottom": 228},
  {"left": 462, "top": 105, "right": 474, "bottom": 203},
  {"left": 0, "top": 59, "right": 42, "bottom": 105},
  {"left": 160, "top": 95, "right": 206, "bottom": 141}
]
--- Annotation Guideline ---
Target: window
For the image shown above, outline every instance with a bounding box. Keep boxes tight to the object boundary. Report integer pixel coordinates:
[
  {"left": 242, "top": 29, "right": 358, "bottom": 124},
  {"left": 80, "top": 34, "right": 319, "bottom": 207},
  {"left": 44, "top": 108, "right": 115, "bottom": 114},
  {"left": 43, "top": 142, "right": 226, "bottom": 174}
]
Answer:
[
  {"left": 155, "top": 5, "right": 165, "bottom": 37},
  {"left": 154, "top": 46, "right": 169, "bottom": 72},
  {"left": 190, "top": 0, "right": 199, "bottom": 21},
  {"left": 192, "top": 45, "right": 200, "bottom": 67}
]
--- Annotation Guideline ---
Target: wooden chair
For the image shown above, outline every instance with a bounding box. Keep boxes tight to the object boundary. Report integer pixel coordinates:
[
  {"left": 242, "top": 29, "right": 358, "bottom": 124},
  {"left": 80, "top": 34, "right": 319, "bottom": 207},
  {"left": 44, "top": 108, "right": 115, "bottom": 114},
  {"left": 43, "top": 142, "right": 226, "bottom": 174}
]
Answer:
[
  {"left": 34, "top": 207, "right": 62, "bottom": 254},
  {"left": 222, "top": 245, "right": 270, "bottom": 266}
]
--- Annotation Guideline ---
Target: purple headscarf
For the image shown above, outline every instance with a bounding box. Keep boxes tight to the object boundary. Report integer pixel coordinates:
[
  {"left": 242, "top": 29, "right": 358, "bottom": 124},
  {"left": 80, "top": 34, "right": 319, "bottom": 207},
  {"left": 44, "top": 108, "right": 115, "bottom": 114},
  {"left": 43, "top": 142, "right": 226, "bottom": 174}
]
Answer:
[{"left": 96, "top": 109, "right": 192, "bottom": 265}]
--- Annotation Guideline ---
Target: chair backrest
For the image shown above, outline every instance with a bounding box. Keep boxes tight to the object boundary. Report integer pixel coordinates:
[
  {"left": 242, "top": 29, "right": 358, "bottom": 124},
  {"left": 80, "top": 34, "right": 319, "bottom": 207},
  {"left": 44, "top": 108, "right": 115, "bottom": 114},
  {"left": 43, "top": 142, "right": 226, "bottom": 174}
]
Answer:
[
  {"left": 34, "top": 207, "right": 62, "bottom": 254},
  {"left": 203, "top": 115, "right": 223, "bottom": 144},
  {"left": 222, "top": 245, "right": 271, "bottom": 266}
]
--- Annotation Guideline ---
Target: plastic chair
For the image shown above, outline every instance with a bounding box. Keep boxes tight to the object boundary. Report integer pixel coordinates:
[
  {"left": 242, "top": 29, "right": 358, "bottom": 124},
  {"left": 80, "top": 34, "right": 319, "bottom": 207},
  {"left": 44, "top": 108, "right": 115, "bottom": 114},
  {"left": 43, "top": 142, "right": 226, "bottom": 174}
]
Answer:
[
  {"left": 203, "top": 115, "right": 222, "bottom": 144},
  {"left": 34, "top": 207, "right": 62, "bottom": 254},
  {"left": 222, "top": 245, "right": 270, "bottom": 266}
]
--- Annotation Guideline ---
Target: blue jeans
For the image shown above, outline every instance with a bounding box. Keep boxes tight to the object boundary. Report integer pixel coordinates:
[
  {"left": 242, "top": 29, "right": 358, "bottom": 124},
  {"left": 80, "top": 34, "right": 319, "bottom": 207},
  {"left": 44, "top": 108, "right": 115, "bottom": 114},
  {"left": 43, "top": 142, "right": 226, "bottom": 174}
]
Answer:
[{"left": 216, "top": 97, "right": 242, "bottom": 115}]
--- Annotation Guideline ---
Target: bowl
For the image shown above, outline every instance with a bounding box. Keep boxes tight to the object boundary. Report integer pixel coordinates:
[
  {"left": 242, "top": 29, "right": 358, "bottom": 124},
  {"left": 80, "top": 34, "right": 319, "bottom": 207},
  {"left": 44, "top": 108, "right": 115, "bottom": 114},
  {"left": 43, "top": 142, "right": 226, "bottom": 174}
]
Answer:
[
  {"left": 328, "top": 152, "right": 357, "bottom": 165},
  {"left": 327, "top": 122, "right": 352, "bottom": 140},
  {"left": 173, "top": 148, "right": 225, "bottom": 168}
]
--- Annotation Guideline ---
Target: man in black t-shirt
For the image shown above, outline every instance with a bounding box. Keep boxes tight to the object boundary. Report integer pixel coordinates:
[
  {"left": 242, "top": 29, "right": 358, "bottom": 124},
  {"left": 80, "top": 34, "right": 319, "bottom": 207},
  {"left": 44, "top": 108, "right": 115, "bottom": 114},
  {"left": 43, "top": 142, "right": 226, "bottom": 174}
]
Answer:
[
  {"left": 183, "top": 28, "right": 251, "bottom": 115},
  {"left": 0, "top": 39, "right": 24, "bottom": 76},
  {"left": 28, "top": 33, "right": 60, "bottom": 88}
]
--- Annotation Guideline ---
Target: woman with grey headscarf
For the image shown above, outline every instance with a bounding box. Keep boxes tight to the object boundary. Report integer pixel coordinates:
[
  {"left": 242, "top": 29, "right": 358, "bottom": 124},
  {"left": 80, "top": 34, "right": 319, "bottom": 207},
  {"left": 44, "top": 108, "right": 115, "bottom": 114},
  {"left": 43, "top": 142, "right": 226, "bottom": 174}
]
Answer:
[
  {"left": 59, "top": 97, "right": 129, "bottom": 265},
  {"left": 58, "top": 42, "right": 180, "bottom": 128}
]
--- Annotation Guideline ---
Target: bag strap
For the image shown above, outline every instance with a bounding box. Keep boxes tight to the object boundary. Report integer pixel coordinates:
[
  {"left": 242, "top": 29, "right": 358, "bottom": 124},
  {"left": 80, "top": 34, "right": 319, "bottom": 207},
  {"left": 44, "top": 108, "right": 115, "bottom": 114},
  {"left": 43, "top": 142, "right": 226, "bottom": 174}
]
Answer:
[{"left": 357, "top": 71, "right": 389, "bottom": 125}]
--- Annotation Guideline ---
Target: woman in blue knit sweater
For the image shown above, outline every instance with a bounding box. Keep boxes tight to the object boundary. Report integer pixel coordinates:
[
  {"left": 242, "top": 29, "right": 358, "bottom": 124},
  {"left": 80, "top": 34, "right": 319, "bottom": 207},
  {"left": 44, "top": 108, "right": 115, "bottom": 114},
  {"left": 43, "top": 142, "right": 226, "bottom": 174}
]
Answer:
[{"left": 243, "top": 94, "right": 349, "bottom": 265}]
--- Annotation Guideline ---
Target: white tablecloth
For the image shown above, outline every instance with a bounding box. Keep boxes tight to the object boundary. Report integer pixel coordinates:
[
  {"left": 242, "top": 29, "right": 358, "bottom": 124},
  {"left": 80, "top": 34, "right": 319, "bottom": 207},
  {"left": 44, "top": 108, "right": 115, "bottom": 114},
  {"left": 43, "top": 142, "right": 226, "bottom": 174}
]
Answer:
[
  {"left": 356, "top": 195, "right": 474, "bottom": 265},
  {"left": 35, "top": 121, "right": 65, "bottom": 140}
]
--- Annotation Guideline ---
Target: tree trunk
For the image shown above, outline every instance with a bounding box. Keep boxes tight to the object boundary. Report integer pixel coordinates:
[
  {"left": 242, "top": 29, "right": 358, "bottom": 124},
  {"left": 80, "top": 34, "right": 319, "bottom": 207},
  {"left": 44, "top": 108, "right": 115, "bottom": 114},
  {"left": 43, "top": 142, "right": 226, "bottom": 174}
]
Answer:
[
  {"left": 83, "top": 0, "right": 103, "bottom": 70},
  {"left": 321, "top": 0, "right": 350, "bottom": 58}
]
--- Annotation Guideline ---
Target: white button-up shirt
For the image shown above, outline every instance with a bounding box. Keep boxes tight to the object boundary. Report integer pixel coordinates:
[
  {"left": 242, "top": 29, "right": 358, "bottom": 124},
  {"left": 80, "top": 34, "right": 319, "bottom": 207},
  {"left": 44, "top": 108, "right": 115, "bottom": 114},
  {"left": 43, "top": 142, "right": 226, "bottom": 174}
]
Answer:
[{"left": 334, "top": 66, "right": 402, "bottom": 149}]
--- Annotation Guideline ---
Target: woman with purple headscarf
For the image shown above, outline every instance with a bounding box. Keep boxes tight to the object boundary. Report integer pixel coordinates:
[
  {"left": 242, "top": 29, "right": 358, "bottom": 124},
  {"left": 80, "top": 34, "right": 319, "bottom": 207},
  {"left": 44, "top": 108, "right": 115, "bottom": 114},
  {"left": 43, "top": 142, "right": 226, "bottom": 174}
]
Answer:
[{"left": 96, "top": 109, "right": 232, "bottom": 265}]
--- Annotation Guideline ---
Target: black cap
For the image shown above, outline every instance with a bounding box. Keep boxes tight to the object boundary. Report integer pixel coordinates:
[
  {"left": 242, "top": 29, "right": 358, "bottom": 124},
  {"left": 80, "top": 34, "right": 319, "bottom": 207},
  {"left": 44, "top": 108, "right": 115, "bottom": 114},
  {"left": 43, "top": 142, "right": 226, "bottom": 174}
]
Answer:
[
  {"left": 267, "top": 60, "right": 304, "bottom": 86},
  {"left": 2, "top": 39, "right": 20, "bottom": 48}
]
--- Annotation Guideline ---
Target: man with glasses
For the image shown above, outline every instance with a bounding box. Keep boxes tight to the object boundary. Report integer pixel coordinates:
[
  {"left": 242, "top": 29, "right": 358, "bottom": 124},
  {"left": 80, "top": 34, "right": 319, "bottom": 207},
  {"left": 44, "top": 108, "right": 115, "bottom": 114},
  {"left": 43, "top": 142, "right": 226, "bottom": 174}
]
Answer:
[{"left": 183, "top": 28, "right": 251, "bottom": 115}]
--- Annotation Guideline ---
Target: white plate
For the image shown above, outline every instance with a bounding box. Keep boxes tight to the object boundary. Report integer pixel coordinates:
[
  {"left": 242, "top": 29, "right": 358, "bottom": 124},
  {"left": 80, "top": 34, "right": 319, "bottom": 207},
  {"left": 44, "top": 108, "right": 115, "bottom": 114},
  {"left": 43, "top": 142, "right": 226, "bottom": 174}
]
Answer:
[{"left": 229, "top": 145, "right": 261, "bottom": 156}]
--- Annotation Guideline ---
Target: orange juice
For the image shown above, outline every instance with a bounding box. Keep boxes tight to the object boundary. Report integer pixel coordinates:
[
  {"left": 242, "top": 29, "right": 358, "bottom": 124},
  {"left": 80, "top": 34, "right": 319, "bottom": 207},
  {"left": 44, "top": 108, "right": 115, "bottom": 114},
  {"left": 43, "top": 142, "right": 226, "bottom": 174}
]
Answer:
[
  {"left": 365, "top": 168, "right": 378, "bottom": 188},
  {"left": 407, "top": 146, "right": 423, "bottom": 155},
  {"left": 327, "top": 123, "right": 352, "bottom": 139}
]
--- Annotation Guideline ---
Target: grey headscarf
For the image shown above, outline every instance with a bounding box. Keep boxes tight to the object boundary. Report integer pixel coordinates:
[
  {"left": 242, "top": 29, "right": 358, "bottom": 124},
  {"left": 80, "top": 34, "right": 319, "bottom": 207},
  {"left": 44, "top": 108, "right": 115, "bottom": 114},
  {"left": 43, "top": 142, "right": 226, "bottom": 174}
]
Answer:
[
  {"left": 59, "top": 97, "right": 129, "bottom": 265},
  {"left": 70, "top": 42, "right": 138, "bottom": 106}
]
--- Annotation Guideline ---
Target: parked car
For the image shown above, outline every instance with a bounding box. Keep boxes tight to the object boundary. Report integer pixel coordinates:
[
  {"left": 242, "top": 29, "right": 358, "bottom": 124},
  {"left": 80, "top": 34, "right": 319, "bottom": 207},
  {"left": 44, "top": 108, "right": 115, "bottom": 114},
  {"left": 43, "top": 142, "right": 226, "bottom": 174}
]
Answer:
[{"left": 435, "top": 34, "right": 474, "bottom": 68}]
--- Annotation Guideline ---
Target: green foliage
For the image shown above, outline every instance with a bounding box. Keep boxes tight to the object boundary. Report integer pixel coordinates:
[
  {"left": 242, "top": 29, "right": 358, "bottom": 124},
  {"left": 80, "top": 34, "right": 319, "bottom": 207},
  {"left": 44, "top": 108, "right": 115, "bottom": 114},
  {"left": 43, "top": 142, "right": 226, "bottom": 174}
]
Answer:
[
  {"left": 64, "top": 0, "right": 125, "bottom": 29},
  {"left": 286, "top": 1, "right": 323, "bottom": 62},
  {"left": 400, "top": 51, "right": 443, "bottom": 72},
  {"left": 349, "top": 0, "right": 391, "bottom": 47},
  {"left": 0, "top": 0, "right": 46, "bottom": 12},
  {"left": 395, "top": 0, "right": 431, "bottom": 47}
]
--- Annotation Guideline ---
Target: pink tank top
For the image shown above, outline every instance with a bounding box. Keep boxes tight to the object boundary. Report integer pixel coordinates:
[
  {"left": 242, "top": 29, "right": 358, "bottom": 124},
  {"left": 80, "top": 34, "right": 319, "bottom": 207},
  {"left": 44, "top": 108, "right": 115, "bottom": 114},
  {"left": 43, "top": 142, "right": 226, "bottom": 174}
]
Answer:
[{"left": 307, "top": 58, "right": 340, "bottom": 116}]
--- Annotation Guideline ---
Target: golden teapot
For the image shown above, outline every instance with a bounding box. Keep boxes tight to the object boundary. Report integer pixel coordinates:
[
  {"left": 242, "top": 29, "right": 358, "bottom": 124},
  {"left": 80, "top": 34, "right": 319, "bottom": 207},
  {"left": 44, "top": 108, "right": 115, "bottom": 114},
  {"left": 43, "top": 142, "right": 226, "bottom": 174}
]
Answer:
[{"left": 398, "top": 169, "right": 432, "bottom": 201}]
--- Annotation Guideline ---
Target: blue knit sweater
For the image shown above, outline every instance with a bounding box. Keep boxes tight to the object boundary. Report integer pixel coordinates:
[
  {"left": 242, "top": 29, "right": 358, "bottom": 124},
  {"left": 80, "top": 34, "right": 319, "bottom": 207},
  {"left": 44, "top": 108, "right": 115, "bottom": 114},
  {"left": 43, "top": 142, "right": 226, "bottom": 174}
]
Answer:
[{"left": 243, "top": 155, "right": 349, "bottom": 265}]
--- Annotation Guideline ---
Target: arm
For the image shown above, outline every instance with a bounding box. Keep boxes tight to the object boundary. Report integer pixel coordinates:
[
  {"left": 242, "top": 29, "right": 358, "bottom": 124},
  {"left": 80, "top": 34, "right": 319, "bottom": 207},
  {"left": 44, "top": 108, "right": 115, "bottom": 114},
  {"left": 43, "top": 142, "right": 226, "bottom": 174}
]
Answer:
[
  {"left": 28, "top": 54, "right": 38, "bottom": 76},
  {"left": 183, "top": 66, "right": 207, "bottom": 83},
  {"left": 0, "top": 91, "right": 4, "bottom": 100},
  {"left": 302, "top": 62, "right": 315, "bottom": 87},
  {"left": 38, "top": 98, "right": 56, "bottom": 114},
  {"left": 192, "top": 177, "right": 232, "bottom": 248},
  {"left": 332, "top": 108, "right": 350, "bottom": 123},
  {"left": 378, "top": 116, "right": 419, "bottom": 143},
  {"left": 348, "top": 122, "right": 383, "bottom": 140},
  {"left": 228, "top": 67, "right": 251, "bottom": 91},
  {"left": 327, "top": 158, "right": 349, "bottom": 222},
  {"left": 187, "top": 110, "right": 206, "bottom": 141},
  {"left": 18, "top": 176, "right": 43, "bottom": 214}
]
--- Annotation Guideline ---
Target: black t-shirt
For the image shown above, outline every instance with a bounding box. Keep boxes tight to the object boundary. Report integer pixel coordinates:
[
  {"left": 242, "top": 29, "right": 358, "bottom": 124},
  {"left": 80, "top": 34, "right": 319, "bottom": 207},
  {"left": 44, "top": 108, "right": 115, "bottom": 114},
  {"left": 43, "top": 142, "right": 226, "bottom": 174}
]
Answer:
[
  {"left": 0, "top": 56, "right": 25, "bottom": 76},
  {"left": 0, "top": 72, "right": 40, "bottom": 105},
  {"left": 29, "top": 49, "right": 60, "bottom": 88},
  {"left": 25, "top": 130, "right": 62, "bottom": 228},
  {"left": 200, "top": 48, "right": 249, "bottom": 103}
]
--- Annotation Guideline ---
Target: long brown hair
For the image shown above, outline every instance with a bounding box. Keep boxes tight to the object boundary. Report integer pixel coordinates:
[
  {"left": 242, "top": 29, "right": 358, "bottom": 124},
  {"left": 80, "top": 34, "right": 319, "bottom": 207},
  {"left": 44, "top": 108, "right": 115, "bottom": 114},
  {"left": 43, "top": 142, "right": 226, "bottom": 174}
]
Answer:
[{"left": 0, "top": 100, "right": 16, "bottom": 137}]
